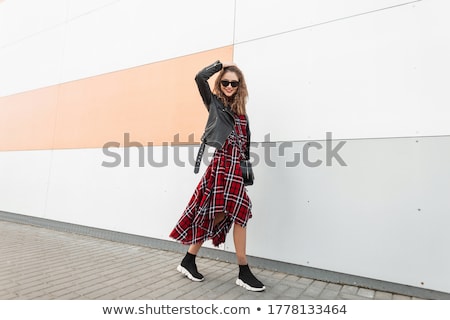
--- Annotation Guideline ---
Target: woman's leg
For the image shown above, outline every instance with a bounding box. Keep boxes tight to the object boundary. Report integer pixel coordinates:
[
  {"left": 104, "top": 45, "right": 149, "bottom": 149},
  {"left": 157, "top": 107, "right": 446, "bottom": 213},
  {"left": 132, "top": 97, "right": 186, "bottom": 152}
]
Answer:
[
  {"left": 233, "top": 223, "right": 265, "bottom": 291},
  {"left": 233, "top": 223, "right": 248, "bottom": 265},
  {"left": 187, "top": 242, "right": 203, "bottom": 255},
  {"left": 178, "top": 212, "right": 225, "bottom": 281}
]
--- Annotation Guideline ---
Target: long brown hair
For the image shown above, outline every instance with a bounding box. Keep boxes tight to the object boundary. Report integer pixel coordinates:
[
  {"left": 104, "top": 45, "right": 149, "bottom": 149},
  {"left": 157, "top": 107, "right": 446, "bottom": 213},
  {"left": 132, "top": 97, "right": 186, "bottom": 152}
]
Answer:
[{"left": 213, "top": 66, "right": 248, "bottom": 115}]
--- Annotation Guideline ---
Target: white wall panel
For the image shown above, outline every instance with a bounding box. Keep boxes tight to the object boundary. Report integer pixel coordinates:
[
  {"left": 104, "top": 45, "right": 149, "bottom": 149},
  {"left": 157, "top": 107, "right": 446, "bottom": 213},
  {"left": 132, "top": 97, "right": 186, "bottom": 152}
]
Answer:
[
  {"left": 414, "top": 0, "right": 450, "bottom": 137},
  {"left": 236, "top": 1, "right": 450, "bottom": 141},
  {"left": 0, "top": 0, "right": 119, "bottom": 48},
  {"left": 234, "top": 0, "right": 418, "bottom": 43},
  {"left": 67, "top": 0, "right": 119, "bottom": 20},
  {"left": 0, "top": 0, "right": 67, "bottom": 47},
  {"left": 60, "top": 0, "right": 235, "bottom": 83},
  {"left": 0, "top": 26, "right": 66, "bottom": 96},
  {"left": 0, "top": 150, "right": 53, "bottom": 217}
]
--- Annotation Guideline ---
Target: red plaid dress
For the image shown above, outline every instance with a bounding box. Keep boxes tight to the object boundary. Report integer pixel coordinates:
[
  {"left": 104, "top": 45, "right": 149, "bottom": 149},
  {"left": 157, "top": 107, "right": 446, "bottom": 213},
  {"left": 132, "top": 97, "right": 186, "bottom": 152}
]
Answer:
[{"left": 169, "top": 114, "right": 252, "bottom": 246}]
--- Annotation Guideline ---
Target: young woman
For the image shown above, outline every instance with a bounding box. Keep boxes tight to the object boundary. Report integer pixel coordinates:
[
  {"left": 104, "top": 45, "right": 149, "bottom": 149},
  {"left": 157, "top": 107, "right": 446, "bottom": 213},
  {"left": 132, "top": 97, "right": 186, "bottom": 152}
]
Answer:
[{"left": 169, "top": 60, "right": 265, "bottom": 292}]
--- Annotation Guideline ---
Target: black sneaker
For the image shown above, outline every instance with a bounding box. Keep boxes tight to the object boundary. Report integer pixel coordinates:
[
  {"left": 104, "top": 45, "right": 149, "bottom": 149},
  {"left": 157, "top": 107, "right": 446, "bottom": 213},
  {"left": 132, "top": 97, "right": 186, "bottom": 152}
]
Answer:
[
  {"left": 177, "top": 252, "right": 204, "bottom": 282},
  {"left": 177, "top": 264, "right": 204, "bottom": 282},
  {"left": 236, "top": 264, "right": 265, "bottom": 291}
]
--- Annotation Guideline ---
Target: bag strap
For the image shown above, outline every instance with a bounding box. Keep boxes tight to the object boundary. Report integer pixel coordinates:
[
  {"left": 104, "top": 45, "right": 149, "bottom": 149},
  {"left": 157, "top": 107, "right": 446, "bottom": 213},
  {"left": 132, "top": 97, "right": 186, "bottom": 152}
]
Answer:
[
  {"left": 194, "top": 142, "right": 206, "bottom": 174},
  {"left": 245, "top": 114, "right": 251, "bottom": 160},
  {"left": 235, "top": 114, "right": 250, "bottom": 161}
]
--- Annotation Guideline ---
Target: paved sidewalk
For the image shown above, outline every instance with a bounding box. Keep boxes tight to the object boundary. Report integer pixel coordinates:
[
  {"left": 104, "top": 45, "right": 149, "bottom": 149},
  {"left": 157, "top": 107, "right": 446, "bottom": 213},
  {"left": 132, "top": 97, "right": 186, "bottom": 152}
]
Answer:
[{"left": 0, "top": 220, "right": 423, "bottom": 300}]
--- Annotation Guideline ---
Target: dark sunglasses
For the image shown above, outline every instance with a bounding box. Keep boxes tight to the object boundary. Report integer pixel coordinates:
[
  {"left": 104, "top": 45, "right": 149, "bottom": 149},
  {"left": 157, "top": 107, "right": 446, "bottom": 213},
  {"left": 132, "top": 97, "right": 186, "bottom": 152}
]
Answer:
[{"left": 220, "top": 80, "right": 240, "bottom": 88}]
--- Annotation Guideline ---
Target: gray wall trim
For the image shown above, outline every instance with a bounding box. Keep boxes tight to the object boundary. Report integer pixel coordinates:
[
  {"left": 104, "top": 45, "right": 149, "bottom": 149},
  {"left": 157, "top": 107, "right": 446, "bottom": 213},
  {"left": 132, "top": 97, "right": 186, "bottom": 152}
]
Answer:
[{"left": 1, "top": 210, "right": 448, "bottom": 300}]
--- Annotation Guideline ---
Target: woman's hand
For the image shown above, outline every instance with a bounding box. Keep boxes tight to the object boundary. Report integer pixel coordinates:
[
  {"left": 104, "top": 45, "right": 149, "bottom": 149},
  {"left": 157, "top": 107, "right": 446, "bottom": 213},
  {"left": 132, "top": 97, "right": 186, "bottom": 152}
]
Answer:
[{"left": 222, "top": 61, "right": 236, "bottom": 68}]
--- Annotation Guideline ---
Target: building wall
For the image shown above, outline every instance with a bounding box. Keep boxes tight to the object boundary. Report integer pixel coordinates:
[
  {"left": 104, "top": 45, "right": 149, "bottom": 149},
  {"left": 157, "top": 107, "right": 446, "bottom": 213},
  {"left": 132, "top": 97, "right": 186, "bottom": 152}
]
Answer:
[{"left": 1, "top": 0, "right": 449, "bottom": 293}]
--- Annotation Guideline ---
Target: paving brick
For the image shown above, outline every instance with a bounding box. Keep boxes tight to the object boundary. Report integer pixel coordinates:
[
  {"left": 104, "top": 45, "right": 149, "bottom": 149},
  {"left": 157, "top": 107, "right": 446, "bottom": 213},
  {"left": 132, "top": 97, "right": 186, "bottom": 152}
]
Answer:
[
  {"left": 175, "top": 285, "right": 208, "bottom": 300},
  {"left": 272, "top": 271, "right": 289, "bottom": 280},
  {"left": 77, "top": 286, "right": 118, "bottom": 299},
  {"left": 113, "top": 285, "right": 147, "bottom": 299},
  {"left": 320, "top": 288, "right": 341, "bottom": 299},
  {"left": 76, "top": 282, "right": 111, "bottom": 296},
  {"left": 325, "top": 283, "right": 343, "bottom": 292},
  {"left": 311, "top": 280, "right": 328, "bottom": 289},
  {"left": 302, "top": 281, "right": 327, "bottom": 298},
  {"left": 282, "top": 286, "right": 305, "bottom": 299},
  {"left": 216, "top": 287, "right": 244, "bottom": 300},
  {"left": 374, "top": 291, "right": 393, "bottom": 300},
  {"left": 45, "top": 284, "right": 79, "bottom": 298},
  {"left": 16, "top": 282, "right": 51, "bottom": 296},
  {"left": 235, "top": 291, "right": 265, "bottom": 300},
  {"left": 117, "top": 287, "right": 155, "bottom": 300},
  {"left": 280, "top": 280, "right": 309, "bottom": 291},
  {"left": 268, "top": 283, "right": 290, "bottom": 296},
  {"left": 341, "top": 285, "right": 359, "bottom": 295},
  {"left": 0, "top": 292, "right": 17, "bottom": 299},
  {"left": 0, "top": 280, "right": 18, "bottom": 291},
  {"left": 54, "top": 292, "right": 84, "bottom": 300},
  {"left": 16, "top": 290, "right": 49, "bottom": 300},
  {"left": 339, "top": 293, "right": 370, "bottom": 300},
  {"left": 357, "top": 288, "right": 375, "bottom": 299}
]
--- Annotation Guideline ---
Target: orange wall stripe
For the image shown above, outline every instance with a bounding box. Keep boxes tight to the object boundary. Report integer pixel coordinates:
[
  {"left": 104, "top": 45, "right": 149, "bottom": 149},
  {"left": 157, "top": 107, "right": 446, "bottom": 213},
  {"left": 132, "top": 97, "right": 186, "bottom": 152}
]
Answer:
[
  {"left": 0, "top": 86, "right": 59, "bottom": 151},
  {"left": 0, "top": 46, "right": 233, "bottom": 151}
]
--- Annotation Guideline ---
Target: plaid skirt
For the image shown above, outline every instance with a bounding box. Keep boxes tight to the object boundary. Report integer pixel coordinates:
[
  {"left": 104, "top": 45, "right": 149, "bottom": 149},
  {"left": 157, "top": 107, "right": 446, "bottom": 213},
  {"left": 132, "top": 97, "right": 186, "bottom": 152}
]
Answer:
[{"left": 169, "top": 115, "right": 252, "bottom": 247}]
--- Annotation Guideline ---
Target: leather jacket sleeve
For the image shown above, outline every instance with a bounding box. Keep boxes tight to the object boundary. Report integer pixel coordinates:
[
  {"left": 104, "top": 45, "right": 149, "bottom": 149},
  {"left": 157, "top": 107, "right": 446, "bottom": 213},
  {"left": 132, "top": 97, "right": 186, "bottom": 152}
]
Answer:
[{"left": 194, "top": 60, "right": 223, "bottom": 110}]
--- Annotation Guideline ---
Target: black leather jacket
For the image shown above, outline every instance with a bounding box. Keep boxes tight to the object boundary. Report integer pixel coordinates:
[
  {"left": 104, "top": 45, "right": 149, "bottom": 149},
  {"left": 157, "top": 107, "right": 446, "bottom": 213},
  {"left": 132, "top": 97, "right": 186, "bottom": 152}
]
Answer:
[
  {"left": 195, "top": 60, "right": 236, "bottom": 149},
  {"left": 193, "top": 61, "right": 251, "bottom": 173}
]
